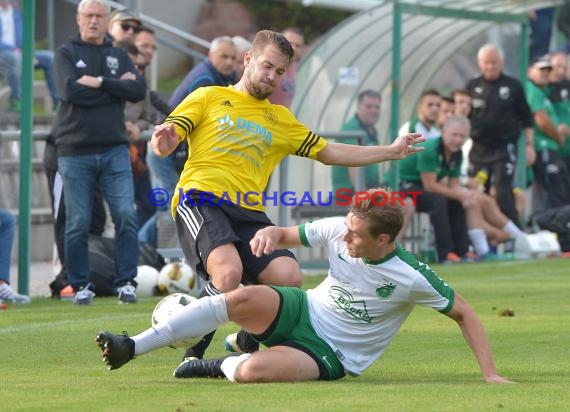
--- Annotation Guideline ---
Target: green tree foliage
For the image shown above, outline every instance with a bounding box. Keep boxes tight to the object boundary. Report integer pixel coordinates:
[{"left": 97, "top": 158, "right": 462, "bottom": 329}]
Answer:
[{"left": 237, "top": 0, "right": 354, "bottom": 42}]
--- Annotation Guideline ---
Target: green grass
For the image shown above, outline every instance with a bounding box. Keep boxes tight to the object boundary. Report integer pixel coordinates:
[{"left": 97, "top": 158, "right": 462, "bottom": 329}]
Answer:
[{"left": 2, "top": 258, "right": 570, "bottom": 411}]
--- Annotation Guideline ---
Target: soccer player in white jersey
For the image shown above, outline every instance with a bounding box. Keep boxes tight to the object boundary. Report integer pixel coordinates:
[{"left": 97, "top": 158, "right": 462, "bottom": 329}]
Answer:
[{"left": 96, "top": 188, "right": 511, "bottom": 383}]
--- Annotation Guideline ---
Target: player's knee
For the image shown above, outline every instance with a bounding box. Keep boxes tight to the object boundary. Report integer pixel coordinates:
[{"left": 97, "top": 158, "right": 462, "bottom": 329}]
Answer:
[
  {"left": 210, "top": 268, "right": 242, "bottom": 292},
  {"left": 259, "top": 258, "right": 302, "bottom": 287},
  {"left": 233, "top": 358, "right": 266, "bottom": 383}
]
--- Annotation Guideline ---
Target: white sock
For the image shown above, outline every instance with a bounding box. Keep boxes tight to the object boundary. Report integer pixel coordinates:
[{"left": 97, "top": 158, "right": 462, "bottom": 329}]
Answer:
[
  {"left": 468, "top": 228, "right": 490, "bottom": 255},
  {"left": 133, "top": 294, "right": 229, "bottom": 355},
  {"left": 221, "top": 353, "right": 252, "bottom": 382},
  {"left": 502, "top": 220, "right": 523, "bottom": 239}
]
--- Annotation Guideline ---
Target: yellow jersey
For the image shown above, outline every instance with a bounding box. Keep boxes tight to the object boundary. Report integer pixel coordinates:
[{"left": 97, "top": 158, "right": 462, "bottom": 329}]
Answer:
[{"left": 166, "top": 85, "right": 328, "bottom": 214}]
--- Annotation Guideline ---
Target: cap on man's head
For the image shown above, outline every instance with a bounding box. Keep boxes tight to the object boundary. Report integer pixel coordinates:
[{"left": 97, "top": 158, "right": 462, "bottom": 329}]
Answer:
[
  {"left": 531, "top": 55, "right": 553, "bottom": 70},
  {"left": 109, "top": 8, "right": 141, "bottom": 25}
]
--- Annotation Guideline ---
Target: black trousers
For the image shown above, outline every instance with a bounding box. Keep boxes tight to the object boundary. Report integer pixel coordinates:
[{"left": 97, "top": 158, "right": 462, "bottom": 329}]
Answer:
[
  {"left": 533, "top": 148, "right": 570, "bottom": 209},
  {"left": 468, "top": 142, "right": 519, "bottom": 226},
  {"left": 402, "top": 182, "right": 470, "bottom": 261}
]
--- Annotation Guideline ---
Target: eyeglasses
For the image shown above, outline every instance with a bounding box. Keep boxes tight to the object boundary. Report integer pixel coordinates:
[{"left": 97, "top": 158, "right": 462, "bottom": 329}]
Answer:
[
  {"left": 120, "top": 22, "right": 140, "bottom": 32},
  {"left": 80, "top": 13, "right": 107, "bottom": 20}
]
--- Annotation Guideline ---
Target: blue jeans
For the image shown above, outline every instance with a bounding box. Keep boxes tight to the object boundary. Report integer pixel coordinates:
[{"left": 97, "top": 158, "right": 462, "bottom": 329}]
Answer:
[
  {"left": 34, "top": 50, "right": 60, "bottom": 107},
  {"left": 58, "top": 145, "right": 139, "bottom": 290},
  {"left": 0, "top": 209, "right": 16, "bottom": 284},
  {"left": 146, "top": 149, "right": 179, "bottom": 195},
  {"left": 0, "top": 49, "right": 59, "bottom": 106},
  {"left": 0, "top": 49, "right": 21, "bottom": 103}
]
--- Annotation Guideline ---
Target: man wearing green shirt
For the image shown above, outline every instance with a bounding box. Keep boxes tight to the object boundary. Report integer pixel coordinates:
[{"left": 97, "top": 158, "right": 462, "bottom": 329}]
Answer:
[
  {"left": 399, "top": 116, "right": 471, "bottom": 263},
  {"left": 332, "top": 90, "right": 381, "bottom": 197},
  {"left": 548, "top": 51, "right": 570, "bottom": 169},
  {"left": 527, "top": 56, "right": 570, "bottom": 209}
]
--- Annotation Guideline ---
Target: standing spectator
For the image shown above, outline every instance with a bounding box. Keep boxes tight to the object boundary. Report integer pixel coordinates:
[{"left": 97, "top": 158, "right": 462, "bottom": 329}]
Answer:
[
  {"left": 466, "top": 44, "right": 534, "bottom": 226},
  {"left": 107, "top": 8, "right": 141, "bottom": 42},
  {"left": 0, "top": 209, "right": 31, "bottom": 304},
  {"left": 331, "top": 89, "right": 381, "bottom": 196},
  {"left": 168, "top": 36, "right": 237, "bottom": 108},
  {"left": 452, "top": 89, "right": 473, "bottom": 118},
  {"left": 51, "top": 0, "right": 146, "bottom": 305},
  {"left": 529, "top": 7, "right": 555, "bottom": 63},
  {"left": 548, "top": 51, "right": 570, "bottom": 170},
  {"left": 114, "top": 39, "right": 156, "bottom": 229},
  {"left": 268, "top": 27, "right": 304, "bottom": 108},
  {"left": 399, "top": 89, "right": 442, "bottom": 140},
  {"left": 0, "top": 0, "right": 60, "bottom": 111},
  {"left": 149, "top": 30, "right": 424, "bottom": 361},
  {"left": 526, "top": 55, "right": 570, "bottom": 209},
  {"left": 232, "top": 35, "right": 252, "bottom": 81},
  {"left": 43, "top": 133, "right": 108, "bottom": 298},
  {"left": 436, "top": 96, "right": 455, "bottom": 130}
]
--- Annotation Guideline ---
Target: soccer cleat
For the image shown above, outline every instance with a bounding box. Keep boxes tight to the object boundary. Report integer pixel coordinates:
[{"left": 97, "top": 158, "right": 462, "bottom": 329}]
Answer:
[
  {"left": 173, "top": 354, "right": 240, "bottom": 379},
  {"left": 95, "top": 330, "right": 135, "bottom": 370},
  {"left": 74, "top": 285, "right": 95, "bottom": 305},
  {"left": 116, "top": 283, "right": 137, "bottom": 304},
  {"left": 224, "top": 330, "right": 259, "bottom": 354},
  {"left": 0, "top": 283, "right": 31, "bottom": 304}
]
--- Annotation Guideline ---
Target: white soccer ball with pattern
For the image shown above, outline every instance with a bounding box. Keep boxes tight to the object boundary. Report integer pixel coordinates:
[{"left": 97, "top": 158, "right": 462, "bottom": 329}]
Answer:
[
  {"left": 151, "top": 293, "right": 203, "bottom": 348},
  {"left": 157, "top": 262, "right": 197, "bottom": 296},
  {"left": 134, "top": 265, "right": 160, "bottom": 297}
]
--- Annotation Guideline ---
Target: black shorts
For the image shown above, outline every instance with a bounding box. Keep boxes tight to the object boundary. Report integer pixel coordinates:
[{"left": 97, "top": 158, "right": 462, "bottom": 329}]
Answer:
[{"left": 174, "top": 194, "right": 295, "bottom": 284}]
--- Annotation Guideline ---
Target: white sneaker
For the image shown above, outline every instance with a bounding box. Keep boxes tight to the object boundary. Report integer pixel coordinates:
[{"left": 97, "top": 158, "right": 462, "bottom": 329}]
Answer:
[
  {"left": 74, "top": 285, "right": 95, "bottom": 305},
  {"left": 0, "top": 283, "right": 31, "bottom": 304},
  {"left": 117, "top": 283, "right": 137, "bottom": 304}
]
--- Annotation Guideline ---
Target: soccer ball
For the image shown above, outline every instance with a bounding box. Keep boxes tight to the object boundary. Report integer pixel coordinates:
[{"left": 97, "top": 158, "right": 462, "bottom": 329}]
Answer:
[
  {"left": 151, "top": 293, "right": 203, "bottom": 349},
  {"left": 134, "top": 265, "right": 160, "bottom": 297},
  {"left": 157, "top": 262, "right": 197, "bottom": 296}
]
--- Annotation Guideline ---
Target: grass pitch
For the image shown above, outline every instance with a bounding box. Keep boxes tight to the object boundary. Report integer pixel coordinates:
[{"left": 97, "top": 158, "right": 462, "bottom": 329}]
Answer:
[{"left": 2, "top": 258, "right": 570, "bottom": 411}]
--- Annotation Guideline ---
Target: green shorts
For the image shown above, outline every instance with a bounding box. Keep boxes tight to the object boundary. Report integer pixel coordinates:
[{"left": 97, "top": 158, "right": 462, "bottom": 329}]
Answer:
[{"left": 254, "top": 286, "right": 346, "bottom": 380}]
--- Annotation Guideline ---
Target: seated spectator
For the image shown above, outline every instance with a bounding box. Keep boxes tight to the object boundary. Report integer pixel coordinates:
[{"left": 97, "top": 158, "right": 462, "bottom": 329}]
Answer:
[
  {"left": 332, "top": 89, "right": 381, "bottom": 197},
  {"left": 0, "top": 0, "right": 59, "bottom": 111},
  {"left": 232, "top": 35, "right": 252, "bottom": 81},
  {"left": 399, "top": 116, "right": 524, "bottom": 262},
  {"left": 0, "top": 209, "right": 31, "bottom": 304}
]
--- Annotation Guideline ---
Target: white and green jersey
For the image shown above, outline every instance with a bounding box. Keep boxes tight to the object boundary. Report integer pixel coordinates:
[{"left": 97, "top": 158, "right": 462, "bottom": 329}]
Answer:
[{"left": 299, "top": 217, "right": 455, "bottom": 376}]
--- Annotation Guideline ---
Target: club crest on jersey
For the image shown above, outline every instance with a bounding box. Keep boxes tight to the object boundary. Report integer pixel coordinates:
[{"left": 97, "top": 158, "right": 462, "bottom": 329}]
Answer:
[
  {"left": 329, "top": 286, "right": 373, "bottom": 323},
  {"left": 106, "top": 56, "right": 119, "bottom": 75},
  {"left": 499, "top": 86, "right": 510, "bottom": 100},
  {"left": 263, "top": 108, "right": 278, "bottom": 126},
  {"left": 376, "top": 282, "right": 396, "bottom": 300}
]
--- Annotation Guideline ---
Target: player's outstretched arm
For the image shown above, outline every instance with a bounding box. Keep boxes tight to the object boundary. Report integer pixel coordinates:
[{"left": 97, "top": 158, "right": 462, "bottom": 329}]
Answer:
[
  {"left": 317, "top": 133, "right": 425, "bottom": 166},
  {"left": 445, "top": 292, "right": 514, "bottom": 384},
  {"left": 151, "top": 123, "right": 180, "bottom": 157},
  {"left": 250, "top": 226, "right": 302, "bottom": 257}
]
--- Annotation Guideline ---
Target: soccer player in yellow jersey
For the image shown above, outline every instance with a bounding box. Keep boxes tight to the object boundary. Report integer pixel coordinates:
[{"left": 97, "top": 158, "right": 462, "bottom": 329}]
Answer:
[{"left": 150, "top": 30, "right": 424, "bottom": 360}]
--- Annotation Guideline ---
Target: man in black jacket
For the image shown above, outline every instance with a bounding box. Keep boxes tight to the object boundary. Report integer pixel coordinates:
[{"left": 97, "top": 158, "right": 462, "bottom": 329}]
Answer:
[
  {"left": 466, "top": 43, "right": 534, "bottom": 225},
  {"left": 51, "top": 0, "right": 146, "bottom": 305}
]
